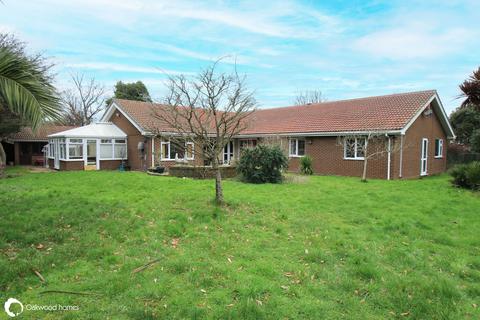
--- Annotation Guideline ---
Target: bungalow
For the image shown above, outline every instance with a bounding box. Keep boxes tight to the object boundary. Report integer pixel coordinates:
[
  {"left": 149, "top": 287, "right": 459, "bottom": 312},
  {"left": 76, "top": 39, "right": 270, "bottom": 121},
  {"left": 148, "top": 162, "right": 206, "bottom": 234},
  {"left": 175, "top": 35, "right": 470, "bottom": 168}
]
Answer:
[{"left": 47, "top": 90, "right": 455, "bottom": 179}]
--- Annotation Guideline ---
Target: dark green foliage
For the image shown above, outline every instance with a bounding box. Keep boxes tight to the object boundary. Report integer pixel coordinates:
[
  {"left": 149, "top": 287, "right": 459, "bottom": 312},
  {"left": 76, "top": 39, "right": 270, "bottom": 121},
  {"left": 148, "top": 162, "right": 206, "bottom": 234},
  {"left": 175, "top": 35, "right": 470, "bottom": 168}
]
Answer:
[
  {"left": 471, "top": 129, "right": 480, "bottom": 153},
  {"left": 449, "top": 106, "right": 480, "bottom": 144},
  {"left": 106, "top": 81, "right": 151, "bottom": 105},
  {"left": 450, "top": 161, "right": 480, "bottom": 190},
  {"left": 300, "top": 156, "right": 313, "bottom": 175},
  {"left": 237, "top": 145, "right": 288, "bottom": 183}
]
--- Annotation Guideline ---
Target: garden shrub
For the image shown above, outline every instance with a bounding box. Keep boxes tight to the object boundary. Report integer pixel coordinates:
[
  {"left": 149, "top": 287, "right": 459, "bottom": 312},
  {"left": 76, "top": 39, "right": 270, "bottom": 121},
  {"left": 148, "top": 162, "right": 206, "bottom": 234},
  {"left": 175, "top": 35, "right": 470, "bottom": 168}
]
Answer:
[
  {"left": 237, "top": 145, "right": 288, "bottom": 183},
  {"left": 450, "top": 161, "right": 480, "bottom": 190},
  {"left": 300, "top": 156, "right": 313, "bottom": 175}
]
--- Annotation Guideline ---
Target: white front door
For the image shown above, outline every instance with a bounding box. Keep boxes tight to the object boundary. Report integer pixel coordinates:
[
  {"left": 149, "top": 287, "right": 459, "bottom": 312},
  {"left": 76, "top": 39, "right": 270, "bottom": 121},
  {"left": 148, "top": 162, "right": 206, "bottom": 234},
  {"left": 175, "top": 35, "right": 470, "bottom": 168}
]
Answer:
[
  {"left": 85, "top": 139, "right": 99, "bottom": 170},
  {"left": 420, "top": 138, "right": 428, "bottom": 176},
  {"left": 54, "top": 139, "right": 60, "bottom": 169}
]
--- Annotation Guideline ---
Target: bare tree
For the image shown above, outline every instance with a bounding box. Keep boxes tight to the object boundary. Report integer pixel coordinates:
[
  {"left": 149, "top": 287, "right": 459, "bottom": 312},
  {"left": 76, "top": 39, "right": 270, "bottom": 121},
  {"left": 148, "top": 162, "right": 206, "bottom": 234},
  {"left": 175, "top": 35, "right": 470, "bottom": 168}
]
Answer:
[
  {"left": 62, "top": 73, "right": 106, "bottom": 126},
  {"left": 294, "top": 89, "right": 325, "bottom": 105},
  {"left": 337, "top": 132, "right": 402, "bottom": 182},
  {"left": 153, "top": 61, "right": 256, "bottom": 204}
]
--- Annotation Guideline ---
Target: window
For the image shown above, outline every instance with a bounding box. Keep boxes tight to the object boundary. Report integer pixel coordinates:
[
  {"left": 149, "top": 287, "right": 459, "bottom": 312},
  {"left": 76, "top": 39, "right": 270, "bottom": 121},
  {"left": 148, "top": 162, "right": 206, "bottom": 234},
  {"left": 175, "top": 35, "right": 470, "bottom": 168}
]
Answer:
[
  {"left": 100, "top": 139, "right": 113, "bottom": 159},
  {"left": 435, "top": 139, "right": 443, "bottom": 158},
  {"left": 185, "top": 142, "right": 194, "bottom": 160},
  {"left": 68, "top": 138, "right": 83, "bottom": 159},
  {"left": 239, "top": 139, "right": 257, "bottom": 152},
  {"left": 289, "top": 139, "right": 305, "bottom": 157},
  {"left": 59, "top": 139, "right": 66, "bottom": 160},
  {"left": 161, "top": 141, "right": 193, "bottom": 160},
  {"left": 114, "top": 139, "right": 127, "bottom": 159},
  {"left": 48, "top": 140, "right": 54, "bottom": 158},
  {"left": 223, "top": 141, "right": 234, "bottom": 164},
  {"left": 344, "top": 137, "right": 366, "bottom": 160}
]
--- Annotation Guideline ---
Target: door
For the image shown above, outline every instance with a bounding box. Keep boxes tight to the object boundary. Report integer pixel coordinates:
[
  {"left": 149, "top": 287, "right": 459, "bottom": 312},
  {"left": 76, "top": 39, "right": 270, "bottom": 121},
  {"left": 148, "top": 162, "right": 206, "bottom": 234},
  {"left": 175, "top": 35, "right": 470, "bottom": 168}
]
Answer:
[
  {"left": 85, "top": 140, "right": 99, "bottom": 170},
  {"left": 420, "top": 138, "right": 428, "bottom": 176},
  {"left": 54, "top": 139, "right": 60, "bottom": 169},
  {"left": 223, "top": 141, "right": 234, "bottom": 164}
]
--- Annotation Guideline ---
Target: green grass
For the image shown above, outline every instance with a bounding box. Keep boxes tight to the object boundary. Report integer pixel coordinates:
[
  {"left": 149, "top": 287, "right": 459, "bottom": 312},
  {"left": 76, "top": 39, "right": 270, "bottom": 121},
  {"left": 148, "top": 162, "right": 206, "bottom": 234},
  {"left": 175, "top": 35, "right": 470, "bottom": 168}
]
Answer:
[{"left": 0, "top": 169, "right": 479, "bottom": 319}]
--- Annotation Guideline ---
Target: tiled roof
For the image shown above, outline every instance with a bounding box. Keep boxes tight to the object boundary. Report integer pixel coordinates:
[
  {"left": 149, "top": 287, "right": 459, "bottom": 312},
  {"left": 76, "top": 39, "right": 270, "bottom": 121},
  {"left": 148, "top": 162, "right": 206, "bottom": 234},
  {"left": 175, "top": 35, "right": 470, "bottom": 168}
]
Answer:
[
  {"left": 8, "top": 125, "right": 77, "bottom": 141},
  {"left": 112, "top": 90, "right": 437, "bottom": 135}
]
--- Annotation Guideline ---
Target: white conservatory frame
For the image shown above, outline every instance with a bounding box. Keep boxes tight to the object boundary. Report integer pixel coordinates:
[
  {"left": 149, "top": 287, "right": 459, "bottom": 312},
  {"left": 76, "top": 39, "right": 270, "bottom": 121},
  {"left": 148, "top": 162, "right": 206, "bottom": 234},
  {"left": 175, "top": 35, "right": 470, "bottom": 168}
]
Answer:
[{"left": 47, "top": 123, "right": 127, "bottom": 170}]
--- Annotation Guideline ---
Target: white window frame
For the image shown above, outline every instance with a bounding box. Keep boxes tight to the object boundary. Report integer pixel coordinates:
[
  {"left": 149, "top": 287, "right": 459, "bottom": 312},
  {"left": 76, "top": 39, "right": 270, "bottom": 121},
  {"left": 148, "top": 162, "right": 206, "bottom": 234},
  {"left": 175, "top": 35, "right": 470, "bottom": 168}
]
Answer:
[
  {"left": 344, "top": 137, "right": 366, "bottom": 160},
  {"left": 185, "top": 142, "right": 195, "bottom": 160},
  {"left": 289, "top": 138, "right": 305, "bottom": 157},
  {"left": 48, "top": 139, "right": 54, "bottom": 159},
  {"left": 421, "top": 138, "right": 428, "bottom": 176},
  {"left": 68, "top": 138, "right": 84, "bottom": 160},
  {"left": 434, "top": 138, "right": 443, "bottom": 158},
  {"left": 160, "top": 141, "right": 194, "bottom": 161},
  {"left": 59, "top": 138, "right": 66, "bottom": 160},
  {"left": 223, "top": 140, "right": 234, "bottom": 164}
]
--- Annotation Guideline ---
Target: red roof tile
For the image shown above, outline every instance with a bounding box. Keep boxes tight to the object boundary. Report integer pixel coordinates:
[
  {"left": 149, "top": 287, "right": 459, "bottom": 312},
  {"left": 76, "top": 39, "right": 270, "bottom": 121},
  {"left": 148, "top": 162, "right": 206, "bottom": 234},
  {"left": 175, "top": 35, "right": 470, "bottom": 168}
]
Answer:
[
  {"left": 112, "top": 90, "right": 437, "bottom": 135},
  {"left": 9, "top": 125, "right": 77, "bottom": 141}
]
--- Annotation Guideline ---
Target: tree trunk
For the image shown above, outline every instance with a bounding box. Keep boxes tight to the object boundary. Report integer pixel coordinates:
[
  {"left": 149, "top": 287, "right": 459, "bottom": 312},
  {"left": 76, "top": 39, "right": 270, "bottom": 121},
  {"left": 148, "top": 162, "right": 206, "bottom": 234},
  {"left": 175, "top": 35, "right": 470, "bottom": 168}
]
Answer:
[
  {"left": 212, "top": 158, "right": 224, "bottom": 205},
  {"left": 361, "top": 157, "right": 368, "bottom": 182},
  {"left": 0, "top": 140, "right": 6, "bottom": 178}
]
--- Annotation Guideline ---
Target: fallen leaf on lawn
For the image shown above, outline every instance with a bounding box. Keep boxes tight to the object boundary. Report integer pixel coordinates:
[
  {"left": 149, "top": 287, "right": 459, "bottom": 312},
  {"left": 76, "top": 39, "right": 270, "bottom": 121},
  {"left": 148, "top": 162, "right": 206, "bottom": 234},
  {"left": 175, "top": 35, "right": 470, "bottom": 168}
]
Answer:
[
  {"left": 400, "top": 311, "right": 410, "bottom": 316},
  {"left": 304, "top": 249, "right": 309, "bottom": 254},
  {"left": 227, "top": 257, "right": 232, "bottom": 263},
  {"left": 200, "top": 289, "right": 207, "bottom": 293},
  {"left": 281, "top": 285, "right": 289, "bottom": 290},
  {"left": 171, "top": 238, "right": 180, "bottom": 248},
  {"left": 256, "top": 300, "right": 262, "bottom": 306},
  {"left": 284, "top": 272, "right": 293, "bottom": 277},
  {"left": 36, "top": 244, "right": 44, "bottom": 250},
  {"left": 473, "top": 303, "right": 478, "bottom": 308},
  {"left": 226, "top": 304, "right": 234, "bottom": 307}
]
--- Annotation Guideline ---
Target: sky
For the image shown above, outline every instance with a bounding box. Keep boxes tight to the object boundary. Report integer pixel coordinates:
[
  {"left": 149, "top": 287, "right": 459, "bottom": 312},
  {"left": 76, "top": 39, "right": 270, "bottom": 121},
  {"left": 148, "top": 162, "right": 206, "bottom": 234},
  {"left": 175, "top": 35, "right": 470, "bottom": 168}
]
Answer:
[{"left": 0, "top": 0, "right": 479, "bottom": 113}]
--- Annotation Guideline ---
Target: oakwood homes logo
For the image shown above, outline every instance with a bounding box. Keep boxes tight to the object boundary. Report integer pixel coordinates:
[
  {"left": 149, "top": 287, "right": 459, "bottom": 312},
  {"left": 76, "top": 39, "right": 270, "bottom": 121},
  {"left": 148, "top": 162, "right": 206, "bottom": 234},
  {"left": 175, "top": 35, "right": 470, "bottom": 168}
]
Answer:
[
  {"left": 4, "top": 298, "right": 80, "bottom": 317},
  {"left": 4, "top": 298, "right": 24, "bottom": 317}
]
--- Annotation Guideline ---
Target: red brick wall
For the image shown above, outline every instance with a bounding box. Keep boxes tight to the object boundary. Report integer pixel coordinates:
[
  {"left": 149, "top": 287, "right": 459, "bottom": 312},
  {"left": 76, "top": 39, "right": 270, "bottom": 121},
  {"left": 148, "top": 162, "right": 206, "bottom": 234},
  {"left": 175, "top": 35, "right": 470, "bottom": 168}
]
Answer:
[
  {"left": 286, "top": 136, "right": 389, "bottom": 179},
  {"left": 99, "top": 160, "right": 123, "bottom": 170},
  {"left": 396, "top": 104, "right": 448, "bottom": 178},
  {"left": 60, "top": 160, "right": 84, "bottom": 171},
  {"left": 108, "top": 110, "right": 149, "bottom": 171}
]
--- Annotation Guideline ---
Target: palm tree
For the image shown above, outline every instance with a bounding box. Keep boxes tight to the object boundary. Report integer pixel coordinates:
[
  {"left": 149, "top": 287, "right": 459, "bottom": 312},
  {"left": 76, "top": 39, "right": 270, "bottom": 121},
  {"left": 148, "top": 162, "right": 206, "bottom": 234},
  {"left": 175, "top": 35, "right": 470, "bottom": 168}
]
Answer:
[
  {"left": 0, "top": 34, "right": 62, "bottom": 172},
  {"left": 459, "top": 67, "right": 480, "bottom": 110}
]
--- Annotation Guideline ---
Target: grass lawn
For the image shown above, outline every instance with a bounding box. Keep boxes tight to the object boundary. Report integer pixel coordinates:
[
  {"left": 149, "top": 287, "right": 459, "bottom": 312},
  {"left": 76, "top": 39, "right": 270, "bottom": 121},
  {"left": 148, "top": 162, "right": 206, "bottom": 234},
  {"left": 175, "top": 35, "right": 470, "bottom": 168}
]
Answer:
[{"left": 0, "top": 169, "right": 479, "bottom": 319}]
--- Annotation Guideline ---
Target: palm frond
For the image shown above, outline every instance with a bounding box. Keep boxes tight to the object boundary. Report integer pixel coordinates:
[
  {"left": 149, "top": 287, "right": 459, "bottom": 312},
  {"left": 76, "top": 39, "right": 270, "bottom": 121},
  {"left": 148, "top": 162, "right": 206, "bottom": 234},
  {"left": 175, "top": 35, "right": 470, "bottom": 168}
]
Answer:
[{"left": 0, "top": 47, "right": 62, "bottom": 130}]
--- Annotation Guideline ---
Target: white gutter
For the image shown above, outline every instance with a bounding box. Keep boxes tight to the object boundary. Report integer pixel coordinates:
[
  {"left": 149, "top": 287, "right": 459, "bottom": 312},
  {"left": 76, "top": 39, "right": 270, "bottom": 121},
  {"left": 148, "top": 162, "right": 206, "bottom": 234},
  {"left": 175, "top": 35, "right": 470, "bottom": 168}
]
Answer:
[{"left": 234, "top": 130, "right": 403, "bottom": 139}]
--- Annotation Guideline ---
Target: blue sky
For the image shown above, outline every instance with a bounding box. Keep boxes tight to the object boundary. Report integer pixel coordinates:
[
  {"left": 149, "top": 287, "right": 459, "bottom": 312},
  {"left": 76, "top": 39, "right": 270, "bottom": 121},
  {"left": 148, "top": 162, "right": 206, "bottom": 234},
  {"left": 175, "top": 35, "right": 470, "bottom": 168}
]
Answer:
[{"left": 1, "top": 0, "right": 479, "bottom": 113}]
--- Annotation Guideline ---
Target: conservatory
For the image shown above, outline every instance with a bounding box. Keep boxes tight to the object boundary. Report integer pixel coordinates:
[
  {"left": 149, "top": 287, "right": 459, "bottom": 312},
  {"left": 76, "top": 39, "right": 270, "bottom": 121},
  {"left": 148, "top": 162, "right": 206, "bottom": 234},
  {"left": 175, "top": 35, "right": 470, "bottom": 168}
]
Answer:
[{"left": 47, "top": 122, "right": 127, "bottom": 171}]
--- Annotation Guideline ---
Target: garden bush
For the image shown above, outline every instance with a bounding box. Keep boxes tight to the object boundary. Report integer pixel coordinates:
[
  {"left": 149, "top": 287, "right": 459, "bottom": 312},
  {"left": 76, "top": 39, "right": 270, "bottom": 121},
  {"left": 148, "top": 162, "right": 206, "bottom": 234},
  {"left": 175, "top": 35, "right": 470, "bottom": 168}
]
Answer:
[
  {"left": 300, "top": 156, "right": 314, "bottom": 175},
  {"left": 237, "top": 145, "right": 288, "bottom": 183},
  {"left": 450, "top": 161, "right": 480, "bottom": 190}
]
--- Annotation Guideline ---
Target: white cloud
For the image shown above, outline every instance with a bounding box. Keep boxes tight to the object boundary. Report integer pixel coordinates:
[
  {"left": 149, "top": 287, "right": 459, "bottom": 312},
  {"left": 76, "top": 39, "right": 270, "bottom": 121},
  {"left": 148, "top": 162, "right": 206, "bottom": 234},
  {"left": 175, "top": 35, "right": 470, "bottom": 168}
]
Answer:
[
  {"left": 353, "top": 25, "right": 472, "bottom": 59},
  {"left": 62, "top": 62, "right": 191, "bottom": 75}
]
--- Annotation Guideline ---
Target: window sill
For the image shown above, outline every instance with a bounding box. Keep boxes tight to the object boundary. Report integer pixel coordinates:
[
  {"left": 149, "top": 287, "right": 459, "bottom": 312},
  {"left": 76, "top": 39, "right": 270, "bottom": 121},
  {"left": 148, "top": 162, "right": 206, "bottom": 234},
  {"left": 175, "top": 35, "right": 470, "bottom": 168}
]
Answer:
[
  {"left": 434, "top": 156, "right": 443, "bottom": 159},
  {"left": 343, "top": 157, "right": 365, "bottom": 161},
  {"left": 289, "top": 155, "right": 305, "bottom": 158}
]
